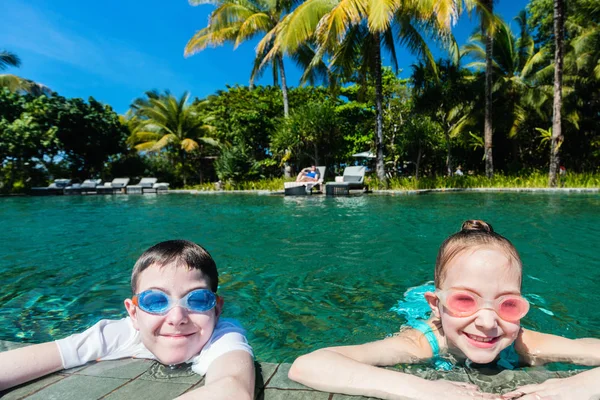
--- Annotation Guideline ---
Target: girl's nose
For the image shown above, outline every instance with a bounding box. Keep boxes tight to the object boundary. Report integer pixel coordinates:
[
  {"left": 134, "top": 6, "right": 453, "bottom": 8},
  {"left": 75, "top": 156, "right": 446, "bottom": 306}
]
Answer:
[
  {"left": 474, "top": 308, "right": 498, "bottom": 330},
  {"left": 166, "top": 306, "right": 189, "bottom": 325}
]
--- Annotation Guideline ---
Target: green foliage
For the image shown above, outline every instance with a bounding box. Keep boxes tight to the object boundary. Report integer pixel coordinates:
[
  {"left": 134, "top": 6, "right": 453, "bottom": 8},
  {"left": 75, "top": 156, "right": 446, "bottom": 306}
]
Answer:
[
  {"left": 0, "top": 89, "right": 128, "bottom": 192},
  {"left": 192, "top": 177, "right": 286, "bottom": 191},
  {"left": 126, "top": 91, "right": 218, "bottom": 186},
  {"left": 214, "top": 144, "right": 260, "bottom": 183},
  {"left": 271, "top": 100, "right": 343, "bottom": 167},
  {"left": 380, "top": 171, "right": 600, "bottom": 190},
  {"left": 202, "top": 85, "right": 282, "bottom": 160}
]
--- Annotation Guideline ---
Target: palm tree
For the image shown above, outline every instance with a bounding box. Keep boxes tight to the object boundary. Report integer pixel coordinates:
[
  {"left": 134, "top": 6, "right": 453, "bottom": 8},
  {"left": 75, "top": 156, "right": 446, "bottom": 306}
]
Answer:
[
  {"left": 412, "top": 59, "right": 477, "bottom": 176},
  {"left": 127, "top": 91, "right": 219, "bottom": 186},
  {"left": 456, "top": 1, "right": 499, "bottom": 176},
  {"left": 548, "top": 0, "right": 565, "bottom": 187},
  {"left": 481, "top": 0, "right": 495, "bottom": 177},
  {"left": 269, "top": 0, "right": 458, "bottom": 182},
  {"left": 184, "top": 0, "right": 293, "bottom": 117},
  {"left": 462, "top": 13, "right": 549, "bottom": 163},
  {"left": 0, "top": 50, "right": 51, "bottom": 95}
]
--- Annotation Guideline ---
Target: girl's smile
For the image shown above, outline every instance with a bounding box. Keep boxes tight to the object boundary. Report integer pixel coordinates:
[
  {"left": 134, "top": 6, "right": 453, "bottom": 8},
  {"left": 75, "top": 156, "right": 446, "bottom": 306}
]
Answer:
[{"left": 428, "top": 246, "right": 523, "bottom": 364}]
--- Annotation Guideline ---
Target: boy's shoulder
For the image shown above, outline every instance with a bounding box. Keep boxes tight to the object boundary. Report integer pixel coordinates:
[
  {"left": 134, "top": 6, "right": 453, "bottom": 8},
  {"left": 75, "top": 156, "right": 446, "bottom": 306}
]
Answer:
[{"left": 190, "top": 318, "right": 253, "bottom": 375}]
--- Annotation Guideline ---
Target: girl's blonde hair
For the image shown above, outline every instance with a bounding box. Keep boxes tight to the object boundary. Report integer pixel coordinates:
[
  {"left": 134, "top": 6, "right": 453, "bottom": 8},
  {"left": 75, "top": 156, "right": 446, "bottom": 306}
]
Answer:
[{"left": 434, "top": 220, "right": 522, "bottom": 288}]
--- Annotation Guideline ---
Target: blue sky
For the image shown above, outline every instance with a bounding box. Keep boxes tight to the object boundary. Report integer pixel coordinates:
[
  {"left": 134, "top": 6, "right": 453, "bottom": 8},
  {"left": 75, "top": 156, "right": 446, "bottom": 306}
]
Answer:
[{"left": 2, "top": 0, "right": 529, "bottom": 113}]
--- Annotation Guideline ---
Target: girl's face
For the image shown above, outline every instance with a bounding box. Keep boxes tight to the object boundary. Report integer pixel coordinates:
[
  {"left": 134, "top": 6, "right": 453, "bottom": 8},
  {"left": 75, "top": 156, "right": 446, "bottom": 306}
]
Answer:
[{"left": 429, "top": 246, "right": 523, "bottom": 364}]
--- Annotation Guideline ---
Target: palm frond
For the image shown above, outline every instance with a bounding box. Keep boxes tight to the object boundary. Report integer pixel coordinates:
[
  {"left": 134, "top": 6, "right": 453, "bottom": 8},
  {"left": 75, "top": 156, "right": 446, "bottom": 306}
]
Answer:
[{"left": 0, "top": 50, "right": 21, "bottom": 70}]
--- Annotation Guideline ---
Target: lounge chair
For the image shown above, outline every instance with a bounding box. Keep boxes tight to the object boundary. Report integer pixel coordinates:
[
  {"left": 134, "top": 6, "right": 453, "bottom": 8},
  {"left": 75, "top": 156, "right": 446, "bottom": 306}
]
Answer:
[
  {"left": 144, "top": 182, "right": 170, "bottom": 194},
  {"left": 284, "top": 166, "right": 326, "bottom": 195},
  {"left": 30, "top": 179, "right": 72, "bottom": 196},
  {"left": 126, "top": 177, "right": 158, "bottom": 194},
  {"left": 64, "top": 179, "right": 102, "bottom": 195},
  {"left": 96, "top": 178, "right": 130, "bottom": 195},
  {"left": 325, "top": 166, "right": 368, "bottom": 195}
]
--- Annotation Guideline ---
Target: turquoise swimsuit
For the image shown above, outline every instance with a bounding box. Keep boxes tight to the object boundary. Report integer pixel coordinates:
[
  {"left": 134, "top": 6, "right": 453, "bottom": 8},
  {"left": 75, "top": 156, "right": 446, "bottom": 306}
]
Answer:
[{"left": 409, "top": 320, "right": 520, "bottom": 371}]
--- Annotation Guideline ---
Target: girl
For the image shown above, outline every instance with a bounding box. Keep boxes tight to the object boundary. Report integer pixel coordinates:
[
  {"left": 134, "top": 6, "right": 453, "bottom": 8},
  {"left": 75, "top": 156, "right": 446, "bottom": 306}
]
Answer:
[{"left": 289, "top": 220, "right": 600, "bottom": 400}]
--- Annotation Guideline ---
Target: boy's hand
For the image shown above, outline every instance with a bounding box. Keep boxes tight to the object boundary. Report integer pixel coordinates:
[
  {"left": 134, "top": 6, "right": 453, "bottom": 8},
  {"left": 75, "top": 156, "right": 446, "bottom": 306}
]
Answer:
[
  {"left": 418, "top": 380, "right": 502, "bottom": 400},
  {"left": 503, "top": 374, "right": 600, "bottom": 400}
]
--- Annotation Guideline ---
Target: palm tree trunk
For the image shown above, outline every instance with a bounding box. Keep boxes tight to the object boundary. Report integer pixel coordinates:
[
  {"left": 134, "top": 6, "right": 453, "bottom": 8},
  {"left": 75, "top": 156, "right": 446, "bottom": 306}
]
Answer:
[
  {"left": 181, "top": 149, "right": 187, "bottom": 187},
  {"left": 416, "top": 142, "right": 422, "bottom": 180},
  {"left": 483, "top": 0, "right": 494, "bottom": 178},
  {"left": 549, "top": 0, "right": 564, "bottom": 187},
  {"left": 373, "top": 33, "right": 386, "bottom": 183},
  {"left": 445, "top": 126, "right": 453, "bottom": 176},
  {"left": 278, "top": 56, "right": 289, "bottom": 118}
]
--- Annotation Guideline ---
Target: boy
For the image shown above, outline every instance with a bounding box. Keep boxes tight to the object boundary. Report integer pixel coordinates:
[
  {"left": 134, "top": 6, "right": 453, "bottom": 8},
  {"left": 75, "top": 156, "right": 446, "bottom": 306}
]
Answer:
[{"left": 0, "top": 240, "right": 255, "bottom": 400}]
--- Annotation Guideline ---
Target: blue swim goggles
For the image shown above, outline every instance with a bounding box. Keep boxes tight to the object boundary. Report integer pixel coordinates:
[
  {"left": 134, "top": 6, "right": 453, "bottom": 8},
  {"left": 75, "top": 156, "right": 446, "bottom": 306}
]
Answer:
[{"left": 132, "top": 289, "right": 217, "bottom": 315}]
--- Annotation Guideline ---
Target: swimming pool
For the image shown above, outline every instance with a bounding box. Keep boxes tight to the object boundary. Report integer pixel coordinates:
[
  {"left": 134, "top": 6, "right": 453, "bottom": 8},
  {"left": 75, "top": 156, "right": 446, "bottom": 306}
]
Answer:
[{"left": 1, "top": 193, "right": 599, "bottom": 362}]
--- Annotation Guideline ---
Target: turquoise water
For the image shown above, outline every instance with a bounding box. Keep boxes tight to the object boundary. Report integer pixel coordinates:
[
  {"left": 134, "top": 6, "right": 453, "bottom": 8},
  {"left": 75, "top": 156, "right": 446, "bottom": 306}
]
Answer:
[{"left": 1, "top": 193, "right": 599, "bottom": 363}]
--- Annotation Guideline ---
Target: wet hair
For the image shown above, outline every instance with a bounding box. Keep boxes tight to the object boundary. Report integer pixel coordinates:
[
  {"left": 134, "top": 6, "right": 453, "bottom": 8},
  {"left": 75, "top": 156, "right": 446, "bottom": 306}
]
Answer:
[
  {"left": 434, "top": 220, "right": 522, "bottom": 288},
  {"left": 130, "top": 240, "right": 218, "bottom": 294}
]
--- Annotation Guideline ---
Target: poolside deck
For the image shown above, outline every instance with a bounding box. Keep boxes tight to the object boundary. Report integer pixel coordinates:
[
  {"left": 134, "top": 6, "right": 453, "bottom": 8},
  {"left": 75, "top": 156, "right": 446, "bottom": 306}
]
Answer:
[{"left": 0, "top": 340, "right": 582, "bottom": 399}]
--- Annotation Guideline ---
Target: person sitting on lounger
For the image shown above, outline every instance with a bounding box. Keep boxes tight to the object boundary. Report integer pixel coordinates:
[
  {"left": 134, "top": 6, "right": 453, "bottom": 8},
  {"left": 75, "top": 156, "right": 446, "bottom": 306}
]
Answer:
[{"left": 296, "top": 165, "right": 320, "bottom": 182}]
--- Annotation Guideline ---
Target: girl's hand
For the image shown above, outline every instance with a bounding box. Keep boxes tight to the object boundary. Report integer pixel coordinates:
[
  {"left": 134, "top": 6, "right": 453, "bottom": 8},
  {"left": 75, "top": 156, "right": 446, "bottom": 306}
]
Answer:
[
  {"left": 502, "top": 375, "right": 599, "bottom": 400},
  {"left": 419, "top": 380, "right": 502, "bottom": 400}
]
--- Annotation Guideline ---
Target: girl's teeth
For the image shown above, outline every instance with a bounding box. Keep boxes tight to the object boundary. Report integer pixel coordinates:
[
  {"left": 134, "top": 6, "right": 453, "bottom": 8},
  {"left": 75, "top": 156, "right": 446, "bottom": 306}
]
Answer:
[{"left": 467, "top": 334, "right": 494, "bottom": 342}]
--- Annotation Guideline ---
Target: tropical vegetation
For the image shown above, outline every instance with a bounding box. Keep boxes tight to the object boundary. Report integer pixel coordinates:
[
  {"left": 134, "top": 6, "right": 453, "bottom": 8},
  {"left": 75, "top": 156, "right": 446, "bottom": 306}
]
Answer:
[{"left": 0, "top": 0, "right": 599, "bottom": 194}]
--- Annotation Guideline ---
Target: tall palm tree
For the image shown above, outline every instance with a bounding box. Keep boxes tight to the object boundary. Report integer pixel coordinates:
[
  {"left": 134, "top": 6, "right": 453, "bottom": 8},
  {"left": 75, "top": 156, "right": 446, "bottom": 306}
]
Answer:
[
  {"left": 127, "top": 91, "right": 219, "bottom": 186},
  {"left": 481, "top": 0, "right": 494, "bottom": 177},
  {"left": 548, "top": 0, "right": 565, "bottom": 187},
  {"left": 457, "top": 1, "right": 499, "bottom": 176},
  {"left": 184, "top": 0, "right": 294, "bottom": 117},
  {"left": 269, "top": 0, "right": 458, "bottom": 182},
  {"left": 462, "top": 13, "right": 549, "bottom": 161},
  {"left": 412, "top": 59, "right": 477, "bottom": 176}
]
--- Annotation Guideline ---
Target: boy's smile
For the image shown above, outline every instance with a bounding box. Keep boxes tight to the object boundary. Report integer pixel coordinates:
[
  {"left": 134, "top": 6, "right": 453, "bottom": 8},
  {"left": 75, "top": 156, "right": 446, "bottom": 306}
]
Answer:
[{"left": 124, "top": 263, "right": 221, "bottom": 365}]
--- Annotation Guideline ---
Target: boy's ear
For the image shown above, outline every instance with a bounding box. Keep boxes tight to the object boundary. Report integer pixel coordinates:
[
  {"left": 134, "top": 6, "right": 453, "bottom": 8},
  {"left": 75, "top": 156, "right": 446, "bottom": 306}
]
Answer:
[
  {"left": 124, "top": 298, "right": 140, "bottom": 330},
  {"left": 215, "top": 296, "right": 224, "bottom": 318},
  {"left": 424, "top": 292, "right": 441, "bottom": 319}
]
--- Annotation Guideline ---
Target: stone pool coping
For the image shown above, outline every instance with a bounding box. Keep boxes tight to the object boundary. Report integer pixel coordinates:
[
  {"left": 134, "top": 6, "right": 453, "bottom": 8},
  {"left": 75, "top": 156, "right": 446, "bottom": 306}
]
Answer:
[
  {"left": 170, "top": 187, "right": 599, "bottom": 196},
  {"left": 1, "top": 340, "right": 585, "bottom": 400}
]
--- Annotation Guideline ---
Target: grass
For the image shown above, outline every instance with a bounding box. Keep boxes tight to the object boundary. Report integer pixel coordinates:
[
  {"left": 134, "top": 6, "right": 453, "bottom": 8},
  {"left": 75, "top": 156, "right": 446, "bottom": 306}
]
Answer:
[
  {"left": 185, "top": 172, "right": 600, "bottom": 192},
  {"left": 189, "top": 177, "right": 287, "bottom": 191},
  {"left": 373, "top": 171, "right": 600, "bottom": 190}
]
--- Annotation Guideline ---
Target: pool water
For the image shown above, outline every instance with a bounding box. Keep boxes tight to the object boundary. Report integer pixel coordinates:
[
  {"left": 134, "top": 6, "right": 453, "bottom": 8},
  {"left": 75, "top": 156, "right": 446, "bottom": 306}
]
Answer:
[{"left": 1, "top": 193, "right": 599, "bottom": 362}]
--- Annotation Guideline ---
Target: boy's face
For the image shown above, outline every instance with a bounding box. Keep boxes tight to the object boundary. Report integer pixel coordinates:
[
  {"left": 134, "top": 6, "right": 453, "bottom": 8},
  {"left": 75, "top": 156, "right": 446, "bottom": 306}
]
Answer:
[{"left": 124, "top": 263, "right": 221, "bottom": 365}]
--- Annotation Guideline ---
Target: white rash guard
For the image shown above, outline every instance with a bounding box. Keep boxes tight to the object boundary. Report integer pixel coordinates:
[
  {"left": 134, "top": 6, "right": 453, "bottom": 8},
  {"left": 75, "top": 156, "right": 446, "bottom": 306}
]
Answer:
[{"left": 55, "top": 317, "right": 253, "bottom": 375}]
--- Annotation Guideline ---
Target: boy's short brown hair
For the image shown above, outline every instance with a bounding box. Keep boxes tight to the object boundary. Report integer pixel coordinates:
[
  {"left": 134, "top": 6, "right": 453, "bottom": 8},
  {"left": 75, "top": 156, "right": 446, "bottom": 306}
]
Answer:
[{"left": 131, "top": 240, "right": 218, "bottom": 294}]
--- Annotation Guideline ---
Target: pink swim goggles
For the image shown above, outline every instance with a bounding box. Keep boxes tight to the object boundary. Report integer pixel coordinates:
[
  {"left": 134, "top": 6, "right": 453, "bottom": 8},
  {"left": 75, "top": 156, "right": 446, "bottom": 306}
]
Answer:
[{"left": 436, "top": 289, "right": 530, "bottom": 322}]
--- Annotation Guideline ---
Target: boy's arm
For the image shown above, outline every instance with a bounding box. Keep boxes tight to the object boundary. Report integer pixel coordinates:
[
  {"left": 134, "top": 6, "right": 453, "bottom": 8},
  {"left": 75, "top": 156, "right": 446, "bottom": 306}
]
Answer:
[
  {"left": 0, "top": 342, "right": 63, "bottom": 391},
  {"left": 175, "top": 350, "right": 254, "bottom": 400},
  {"left": 517, "top": 328, "right": 600, "bottom": 366}
]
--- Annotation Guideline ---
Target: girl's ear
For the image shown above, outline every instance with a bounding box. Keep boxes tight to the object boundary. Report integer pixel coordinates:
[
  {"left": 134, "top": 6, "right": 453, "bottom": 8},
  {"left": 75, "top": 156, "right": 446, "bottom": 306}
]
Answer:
[
  {"left": 424, "top": 292, "right": 441, "bottom": 319},
  {"left": 124, "top": 298, "right": 140, "bottom": 330},
  {"left": 215, "top": 296, "right": 224, "bottom": 319}
]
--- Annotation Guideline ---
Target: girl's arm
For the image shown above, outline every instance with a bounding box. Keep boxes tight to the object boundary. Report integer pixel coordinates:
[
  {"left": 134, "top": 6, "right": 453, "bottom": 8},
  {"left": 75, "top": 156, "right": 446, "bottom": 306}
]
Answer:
[
  {"left": 516, "top": 328, "right": 600, "bottom": 366},
  {"left": 288, "top": 331, "right": 498, "bottom": 400},
  {"left": 0, "top": 342, "right": 64, "bottom": 391},
  {"left": 175, "top": 350, "right": 254, "bottom": 400}
]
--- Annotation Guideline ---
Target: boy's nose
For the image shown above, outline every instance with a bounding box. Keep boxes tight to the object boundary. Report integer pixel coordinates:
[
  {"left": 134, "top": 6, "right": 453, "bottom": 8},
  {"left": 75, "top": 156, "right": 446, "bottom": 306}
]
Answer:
[
  {"left": 166, "top": 306, "right": 189, "bottom": 325},
  {"left": 474, "top": 308, "right": 498, "bottom": 330}
]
